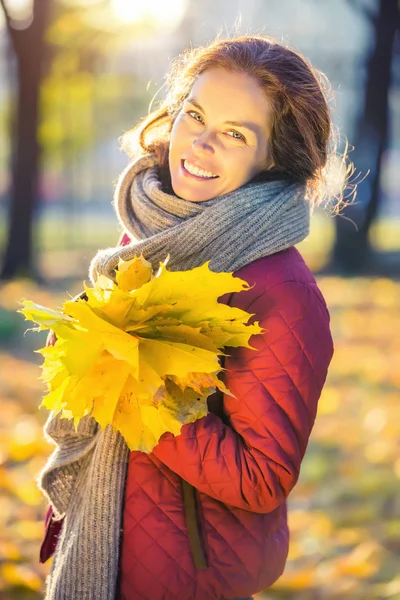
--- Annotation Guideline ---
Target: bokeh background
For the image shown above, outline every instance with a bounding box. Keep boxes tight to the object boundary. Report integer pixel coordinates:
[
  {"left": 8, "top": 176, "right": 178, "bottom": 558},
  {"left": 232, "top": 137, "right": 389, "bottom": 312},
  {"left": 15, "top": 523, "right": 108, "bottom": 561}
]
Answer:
[{"left": 0, "top": 1, "right": 399, "bottom": 599}]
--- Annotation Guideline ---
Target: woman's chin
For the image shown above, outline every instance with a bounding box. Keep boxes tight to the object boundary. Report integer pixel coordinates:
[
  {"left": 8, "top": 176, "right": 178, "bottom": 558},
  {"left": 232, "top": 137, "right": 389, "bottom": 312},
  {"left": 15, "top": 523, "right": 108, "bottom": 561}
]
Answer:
[{"left": 171, "top": 178, "right": 218, "bottom": 203}]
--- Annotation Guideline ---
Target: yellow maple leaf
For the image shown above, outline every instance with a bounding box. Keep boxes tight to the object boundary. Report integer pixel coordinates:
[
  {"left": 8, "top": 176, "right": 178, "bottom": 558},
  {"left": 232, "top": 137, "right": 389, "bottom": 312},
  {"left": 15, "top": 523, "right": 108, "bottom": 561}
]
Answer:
[
  {"left": 132, "top": 259, "right": 248, "bottom": 310},
  {"left": 116, "top": 255, "right": 152, "bottom": 292},
  {"left": 19, "top": 256, "right": 263, "bottom": 452},
  {"left": 139, "top": 337, "right": 220, "bottom": 378},
  {"left": 17, "top": 300, "right": 74, "bottom": 331},
  {"left": 63, "top": 299, "right": 140, "bottom": 374},
  {"left": 169, "top": 372, "right": 234, "bottom": 397},
  {"left": 115, "top": 378, "right": 210, "bottom": 452},
  {"left": 89, "top": 354, "right": 133, "bottom": 429}
]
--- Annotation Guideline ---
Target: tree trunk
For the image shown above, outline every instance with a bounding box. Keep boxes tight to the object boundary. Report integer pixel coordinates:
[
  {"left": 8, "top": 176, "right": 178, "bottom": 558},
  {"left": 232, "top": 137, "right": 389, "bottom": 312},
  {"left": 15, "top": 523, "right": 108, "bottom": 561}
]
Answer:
[
  {"left": 331, "top": 0, "right": 398, "bottom": 274},
  {"left": 0, "top": 0, "right": 50, "bottom": 280}
]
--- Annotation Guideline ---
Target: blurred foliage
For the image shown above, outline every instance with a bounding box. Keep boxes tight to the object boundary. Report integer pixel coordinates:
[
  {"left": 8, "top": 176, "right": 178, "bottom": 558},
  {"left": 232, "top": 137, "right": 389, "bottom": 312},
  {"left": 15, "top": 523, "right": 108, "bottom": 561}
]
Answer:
[
  {"left": 0, "top": 273, "right": 399, "bottom": 599},
  {"left": 38, "top": 67, "right": 146, "bottom": 165},
  {"left": 36, "top": 1, "right": 149, "bottom": 167},
  {"left": 39, "top": 69, "right": 95, "bottom": 162}
]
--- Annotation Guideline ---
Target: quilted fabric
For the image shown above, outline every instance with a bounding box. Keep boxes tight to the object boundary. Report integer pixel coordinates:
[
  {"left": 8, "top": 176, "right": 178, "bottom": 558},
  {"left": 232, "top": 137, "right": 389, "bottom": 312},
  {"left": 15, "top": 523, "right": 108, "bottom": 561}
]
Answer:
[{"left": 119, "top": 246, "right": 334, "bottom": 600}]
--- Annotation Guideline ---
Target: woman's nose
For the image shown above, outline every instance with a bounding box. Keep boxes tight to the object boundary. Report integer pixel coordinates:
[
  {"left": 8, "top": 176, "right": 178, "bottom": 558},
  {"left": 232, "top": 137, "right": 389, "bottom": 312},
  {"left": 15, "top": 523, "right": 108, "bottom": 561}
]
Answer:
[{"left": 192, "top": 130, "right": 215, "bottom": 154}]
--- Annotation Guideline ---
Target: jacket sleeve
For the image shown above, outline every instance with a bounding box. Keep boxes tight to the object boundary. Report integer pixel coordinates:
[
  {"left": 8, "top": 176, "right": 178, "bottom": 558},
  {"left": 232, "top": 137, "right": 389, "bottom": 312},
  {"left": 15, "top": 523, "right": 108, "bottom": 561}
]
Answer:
[{"left": 152, "top": 279, "right": 334, "bottom": 513}]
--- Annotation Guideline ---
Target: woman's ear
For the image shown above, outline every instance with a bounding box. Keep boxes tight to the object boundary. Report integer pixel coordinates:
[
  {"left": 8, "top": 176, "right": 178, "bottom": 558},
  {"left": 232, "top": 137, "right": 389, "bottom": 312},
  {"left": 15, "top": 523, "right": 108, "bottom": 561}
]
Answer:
[
  {"left": 264, "top": 157, "right": 275, "bottom": 170},
  {"left": 262, "top": 144, "right": 275, "bottom": 170}
]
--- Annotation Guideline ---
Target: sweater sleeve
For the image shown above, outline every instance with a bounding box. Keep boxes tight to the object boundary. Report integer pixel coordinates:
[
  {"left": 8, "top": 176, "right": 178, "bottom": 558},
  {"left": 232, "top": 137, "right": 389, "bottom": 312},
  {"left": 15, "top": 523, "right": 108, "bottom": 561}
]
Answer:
[
  {"left": 38, "top": 235, "right": 131, "bottom": 518},
  {"left": 152, "top": 279, "right": 334, "bottom": 513}
]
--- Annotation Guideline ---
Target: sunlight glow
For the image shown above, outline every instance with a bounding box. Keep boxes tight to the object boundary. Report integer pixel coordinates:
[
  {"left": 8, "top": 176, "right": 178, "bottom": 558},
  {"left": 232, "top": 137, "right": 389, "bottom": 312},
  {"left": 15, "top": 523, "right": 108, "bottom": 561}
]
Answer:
[
  {"left": 111, "top": 0, "right": 187, "bottom": 32},
  {"left": 3, "top": 0, "right": 32, "bottom": 21}
]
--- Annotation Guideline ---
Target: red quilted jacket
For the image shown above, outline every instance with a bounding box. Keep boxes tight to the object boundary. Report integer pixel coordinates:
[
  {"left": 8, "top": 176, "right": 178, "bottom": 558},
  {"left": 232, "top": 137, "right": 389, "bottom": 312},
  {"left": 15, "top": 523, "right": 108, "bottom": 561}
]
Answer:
[{"left": 40, "top": 245, "right": 334, "bottom": 600}]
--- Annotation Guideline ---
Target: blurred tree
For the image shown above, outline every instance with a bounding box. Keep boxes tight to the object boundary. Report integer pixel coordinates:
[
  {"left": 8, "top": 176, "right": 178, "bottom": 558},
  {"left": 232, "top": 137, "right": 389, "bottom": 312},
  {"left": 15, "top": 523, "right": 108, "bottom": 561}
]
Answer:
[
  {"left": 332, "top": 0, "right": 399, "bottom": 274},
  {"left": 0, "top": 0, "right": 51, "bottom": 280},
  {"left": 0, "top": 0, "right": 148, "bottom": 281}
]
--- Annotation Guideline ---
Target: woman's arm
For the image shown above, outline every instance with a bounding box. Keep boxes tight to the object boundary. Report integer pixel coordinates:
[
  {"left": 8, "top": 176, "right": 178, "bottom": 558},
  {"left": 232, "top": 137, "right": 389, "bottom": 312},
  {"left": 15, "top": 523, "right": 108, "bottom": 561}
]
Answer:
[
  {"left": 38, "top": 234, "right": 131, "bottom": 561},
  {"left": 38, "top": 234, "right": 132, "bottom": 519},
  {"left": 152, "top": 279, "right": 334, "bottom": 513}
]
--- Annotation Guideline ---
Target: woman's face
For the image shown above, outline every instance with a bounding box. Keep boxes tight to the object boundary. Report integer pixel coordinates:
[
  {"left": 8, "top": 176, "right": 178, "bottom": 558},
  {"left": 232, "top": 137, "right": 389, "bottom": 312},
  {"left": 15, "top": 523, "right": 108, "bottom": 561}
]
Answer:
[{"left": 168, "top": 67, "right": 274, "bottom": 202}]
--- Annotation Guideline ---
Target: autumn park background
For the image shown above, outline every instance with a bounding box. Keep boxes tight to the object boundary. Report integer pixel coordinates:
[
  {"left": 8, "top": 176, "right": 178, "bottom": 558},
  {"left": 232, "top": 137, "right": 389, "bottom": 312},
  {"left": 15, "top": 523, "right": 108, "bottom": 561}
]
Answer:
[{"left": 0, "top": 0, "right": 399, "bottom": 598}]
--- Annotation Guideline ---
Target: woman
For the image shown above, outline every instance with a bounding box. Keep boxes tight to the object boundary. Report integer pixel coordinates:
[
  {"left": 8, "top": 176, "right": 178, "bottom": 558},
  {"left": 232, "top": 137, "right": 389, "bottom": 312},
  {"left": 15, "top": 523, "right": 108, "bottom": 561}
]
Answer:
[{"left": 39, "top": 34, "right": 341, "bottom": 600}]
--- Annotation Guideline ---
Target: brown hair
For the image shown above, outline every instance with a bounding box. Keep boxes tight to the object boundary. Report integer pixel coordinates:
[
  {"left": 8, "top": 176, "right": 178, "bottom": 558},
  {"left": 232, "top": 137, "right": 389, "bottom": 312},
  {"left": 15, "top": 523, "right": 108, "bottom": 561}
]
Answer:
[{"left": 120, "top": 34, "right": 354, "bottom": 212}]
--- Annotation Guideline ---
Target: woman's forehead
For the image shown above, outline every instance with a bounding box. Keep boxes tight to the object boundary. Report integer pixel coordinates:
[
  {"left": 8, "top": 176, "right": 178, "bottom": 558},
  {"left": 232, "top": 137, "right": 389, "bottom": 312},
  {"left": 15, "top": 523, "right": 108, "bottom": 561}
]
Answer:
[{"left": 188, "top": 67, "right": 273, "bottom": 131}]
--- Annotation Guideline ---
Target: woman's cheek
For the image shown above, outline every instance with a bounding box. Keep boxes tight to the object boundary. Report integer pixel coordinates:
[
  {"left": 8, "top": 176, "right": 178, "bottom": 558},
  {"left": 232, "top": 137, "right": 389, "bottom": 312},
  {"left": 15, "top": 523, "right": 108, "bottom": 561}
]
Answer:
[{"left": 173, "top": 118, "right": 193, "bottom": 144}]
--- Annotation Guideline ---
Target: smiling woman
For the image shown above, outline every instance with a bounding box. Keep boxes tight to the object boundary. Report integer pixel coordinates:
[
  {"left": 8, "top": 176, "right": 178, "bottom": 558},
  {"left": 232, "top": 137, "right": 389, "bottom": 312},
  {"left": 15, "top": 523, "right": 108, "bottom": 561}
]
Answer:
[
  {"left": 37, "top": 33, "right": 343, "bottom": 600},
  {"left": 111, "top": 0, "right": 187, "bottom": 31}
]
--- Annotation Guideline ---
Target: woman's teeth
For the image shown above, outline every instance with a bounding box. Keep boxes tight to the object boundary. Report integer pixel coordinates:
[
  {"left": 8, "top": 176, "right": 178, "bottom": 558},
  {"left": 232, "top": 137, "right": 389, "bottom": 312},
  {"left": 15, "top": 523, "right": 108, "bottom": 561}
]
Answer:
[{"left": 183, "top": 160, "right": 218, "bottom": 179}]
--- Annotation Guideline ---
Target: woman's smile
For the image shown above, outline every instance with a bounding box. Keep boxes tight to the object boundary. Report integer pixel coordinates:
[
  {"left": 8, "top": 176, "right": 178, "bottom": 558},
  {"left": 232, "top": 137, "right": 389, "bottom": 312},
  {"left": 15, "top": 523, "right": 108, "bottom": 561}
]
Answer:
[{"left": 181, "top": 159, "right": 219, "bottom": 181}]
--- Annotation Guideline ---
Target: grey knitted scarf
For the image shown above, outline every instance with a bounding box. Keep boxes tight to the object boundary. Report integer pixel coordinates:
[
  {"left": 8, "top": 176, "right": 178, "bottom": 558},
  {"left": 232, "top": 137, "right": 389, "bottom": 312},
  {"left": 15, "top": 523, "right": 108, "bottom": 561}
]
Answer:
[
  {"left": 89, "top": 153, "right": 310, "bottom": 281},
  {"left": 38, "top": 153, "right": 310, "bottom": 600}
]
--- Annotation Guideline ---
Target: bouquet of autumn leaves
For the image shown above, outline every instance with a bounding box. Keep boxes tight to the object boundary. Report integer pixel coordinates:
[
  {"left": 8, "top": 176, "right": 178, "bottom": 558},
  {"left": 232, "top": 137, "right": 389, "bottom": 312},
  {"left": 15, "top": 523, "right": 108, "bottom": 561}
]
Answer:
[{"left": 19, "top": 257, "right": 263, "bottom": 453}]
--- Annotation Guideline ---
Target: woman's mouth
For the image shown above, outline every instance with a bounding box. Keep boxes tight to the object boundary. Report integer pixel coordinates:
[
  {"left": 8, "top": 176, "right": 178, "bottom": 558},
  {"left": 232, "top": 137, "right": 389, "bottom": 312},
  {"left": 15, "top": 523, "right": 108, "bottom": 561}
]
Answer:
[{"left": 181, "top": 159, "right": 219, "bottom": 181}]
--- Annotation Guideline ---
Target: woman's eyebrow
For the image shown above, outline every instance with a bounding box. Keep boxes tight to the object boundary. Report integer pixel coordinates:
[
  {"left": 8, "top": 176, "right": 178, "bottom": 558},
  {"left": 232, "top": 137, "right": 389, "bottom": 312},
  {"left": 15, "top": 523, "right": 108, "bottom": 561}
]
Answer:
[{"left": 186, "top": 97, "right": 260, "bottom": 136}]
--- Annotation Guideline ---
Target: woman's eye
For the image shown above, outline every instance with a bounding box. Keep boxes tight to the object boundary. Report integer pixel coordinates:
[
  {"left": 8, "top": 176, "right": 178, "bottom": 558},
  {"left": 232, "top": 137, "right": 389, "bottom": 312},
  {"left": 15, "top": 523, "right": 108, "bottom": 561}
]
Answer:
[
  {"left": 188, "top": 111, "right": 204, "bottom": 123},
  {"left": 227, "top": 130, "right": 246, "bottom": 142},
  {"left": 185, "top": 111, "right": 245, "bottom": 142}
]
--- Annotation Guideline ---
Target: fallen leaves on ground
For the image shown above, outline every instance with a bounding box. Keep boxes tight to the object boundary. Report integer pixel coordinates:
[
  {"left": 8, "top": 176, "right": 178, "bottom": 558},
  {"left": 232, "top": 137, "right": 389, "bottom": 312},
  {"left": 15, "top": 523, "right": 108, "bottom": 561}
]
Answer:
[{"left": 0, "top": 275, "right": 399, "bottom": 599}]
